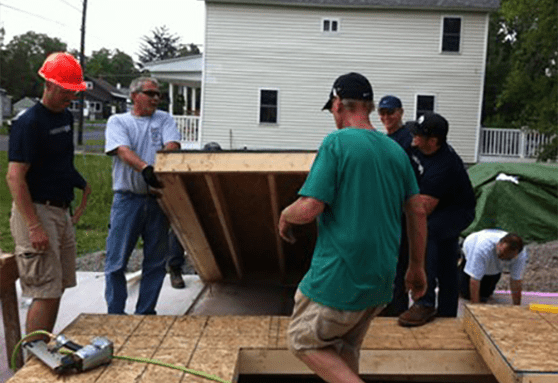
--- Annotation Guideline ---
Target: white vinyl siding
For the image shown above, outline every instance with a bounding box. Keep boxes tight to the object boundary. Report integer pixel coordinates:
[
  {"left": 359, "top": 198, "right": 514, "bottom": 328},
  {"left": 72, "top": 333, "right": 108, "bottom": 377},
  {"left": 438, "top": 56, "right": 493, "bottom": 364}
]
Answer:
[{"left": 202, "top": 3, "right": 490, "bottom": 162}]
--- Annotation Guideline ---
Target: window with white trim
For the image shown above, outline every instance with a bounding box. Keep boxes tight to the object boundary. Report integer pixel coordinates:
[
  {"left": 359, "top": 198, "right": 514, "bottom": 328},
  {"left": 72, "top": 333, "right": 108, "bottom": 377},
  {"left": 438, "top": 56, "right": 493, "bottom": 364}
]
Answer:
[
  {"left": 69, "top": 100, "right": 80, "bottom": 111},
  {"left": 259, "top": 89, "right": 278, "bottom": 124},
  {"left": 322, "top": 18, "right": 339, "bottom": 33},
  {"left": 85, "top": 81, "right": 94, "bottom": 89},
  {"left": 416, "top": 95, "right": 435, "bottom": 119},
  {"left": 87, "top": 101, "right": 103, "bottom": 112},
  {"left": 441, "top": 16, "right": 462, "bottom": 53}
]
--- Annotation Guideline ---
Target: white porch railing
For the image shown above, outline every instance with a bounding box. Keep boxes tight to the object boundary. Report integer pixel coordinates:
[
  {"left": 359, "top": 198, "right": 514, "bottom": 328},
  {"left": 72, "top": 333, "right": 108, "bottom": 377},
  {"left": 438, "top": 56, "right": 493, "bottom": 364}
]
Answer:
[
  {"left": 479, "top": 128, "right": 555, "bottom": 158},
  {"left": 173, "top": 115, "right": 201, "bottom": 149}
]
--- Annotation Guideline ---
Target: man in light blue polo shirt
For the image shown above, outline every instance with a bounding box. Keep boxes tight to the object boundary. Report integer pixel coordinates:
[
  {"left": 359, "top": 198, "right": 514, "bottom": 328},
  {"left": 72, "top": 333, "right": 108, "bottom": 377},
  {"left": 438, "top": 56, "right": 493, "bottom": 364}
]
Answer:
[
  {"left": 104, "top": 76, "right": 180, "bottom": 315},
  {"left": 459, "top": 229, "right": 527, "bottom": 305}
]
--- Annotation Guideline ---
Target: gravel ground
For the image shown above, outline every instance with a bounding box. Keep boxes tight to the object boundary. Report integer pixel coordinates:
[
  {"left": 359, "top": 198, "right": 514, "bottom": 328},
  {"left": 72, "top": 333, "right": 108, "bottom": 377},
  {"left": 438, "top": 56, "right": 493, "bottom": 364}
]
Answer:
[
  {"left": 76, "top": 249, "right": 197, "bottom": 275},
  {"left": 77, "top": 240, "right": 558, "bottom": 292}
]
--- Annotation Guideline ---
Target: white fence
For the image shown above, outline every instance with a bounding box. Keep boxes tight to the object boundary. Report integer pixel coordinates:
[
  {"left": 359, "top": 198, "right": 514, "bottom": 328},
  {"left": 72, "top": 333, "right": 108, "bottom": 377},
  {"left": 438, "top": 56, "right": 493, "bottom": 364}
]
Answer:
[
  {"left": 479, "top": 128, "right": 555, "bottom": 158},
  {"left": 173, "top": 115, "right": 201, "bottom": 149}
]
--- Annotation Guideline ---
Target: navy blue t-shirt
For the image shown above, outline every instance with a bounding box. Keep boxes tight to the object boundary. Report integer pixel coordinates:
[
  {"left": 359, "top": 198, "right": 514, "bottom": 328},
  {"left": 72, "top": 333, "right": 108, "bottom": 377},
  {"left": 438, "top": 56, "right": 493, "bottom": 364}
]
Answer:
[
  {"left": 8, "top": 103, "right": 86, "bottom": 202},
  {"left": 388, "top": 122, "right": 414, "bottom": 154},
  {"left": 411, "top": 143, "right": 475, "bottom": 212}
]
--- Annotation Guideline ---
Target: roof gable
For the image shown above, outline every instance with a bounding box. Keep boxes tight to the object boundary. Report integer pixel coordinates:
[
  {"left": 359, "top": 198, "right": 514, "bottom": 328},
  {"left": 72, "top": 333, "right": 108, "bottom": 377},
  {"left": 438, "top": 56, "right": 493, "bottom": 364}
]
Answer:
[{"left": 204, "top": 0, "right": 500, "bottom": 11}]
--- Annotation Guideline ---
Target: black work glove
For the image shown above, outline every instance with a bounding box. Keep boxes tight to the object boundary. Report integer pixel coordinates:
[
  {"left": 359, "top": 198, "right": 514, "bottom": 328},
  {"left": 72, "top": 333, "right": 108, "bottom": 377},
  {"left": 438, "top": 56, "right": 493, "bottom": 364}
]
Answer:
[{"left": 141, "top": 165, "right": 163, "bottom": 188}]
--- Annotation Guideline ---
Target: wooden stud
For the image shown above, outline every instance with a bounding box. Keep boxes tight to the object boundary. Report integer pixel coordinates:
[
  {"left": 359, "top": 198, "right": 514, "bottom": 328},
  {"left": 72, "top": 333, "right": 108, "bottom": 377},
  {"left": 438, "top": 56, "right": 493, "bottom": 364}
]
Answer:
[
  {"left": 157, "top": 174, "right": 222, "bottom": 282},
  {"left": 0, "top": 253, "right": 23, "bottom": 370},
  {"left": 204, "top": 174, "right": 243, "bottom": 279},
  {"left": 267, "top": 174, "right": 286, "bottom": 279}
]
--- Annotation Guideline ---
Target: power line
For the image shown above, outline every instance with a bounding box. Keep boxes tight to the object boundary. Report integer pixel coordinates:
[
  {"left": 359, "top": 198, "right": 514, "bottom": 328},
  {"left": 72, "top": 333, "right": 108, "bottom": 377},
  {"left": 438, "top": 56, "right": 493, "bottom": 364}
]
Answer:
[
  {"left": 0, "top": 2, "right": 69, "bottom": 27},
  {"left": 58, "top": 0, "right": 81, "bottom": 13}
]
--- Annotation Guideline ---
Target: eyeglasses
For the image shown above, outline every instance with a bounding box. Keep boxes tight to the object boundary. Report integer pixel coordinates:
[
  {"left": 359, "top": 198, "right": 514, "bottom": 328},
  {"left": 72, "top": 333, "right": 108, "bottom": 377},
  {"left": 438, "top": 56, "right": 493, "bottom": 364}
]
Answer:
[
  {"left": 379, "top": 108, "right": 397, "bottom": 116},
  {"left": 140, "top": 90, "right": 161, "bottom": 98}
]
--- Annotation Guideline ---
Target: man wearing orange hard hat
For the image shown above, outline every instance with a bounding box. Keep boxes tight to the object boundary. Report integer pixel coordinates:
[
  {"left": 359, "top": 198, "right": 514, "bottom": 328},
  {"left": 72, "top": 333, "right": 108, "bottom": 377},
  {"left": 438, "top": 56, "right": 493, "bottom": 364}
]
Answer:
[{"left": 6, "top": 52, "right": 92, "bottom": 342}]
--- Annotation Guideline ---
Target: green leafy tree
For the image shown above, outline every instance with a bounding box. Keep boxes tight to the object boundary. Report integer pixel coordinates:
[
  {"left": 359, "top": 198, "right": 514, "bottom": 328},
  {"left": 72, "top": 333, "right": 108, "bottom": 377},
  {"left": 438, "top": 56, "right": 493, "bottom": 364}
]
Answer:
[
  {"left": 86, "top": 48, "right": 138, "bottom": 87},
  {"left": 0, "top": 31, "right": 67, "bottom": 101},
  {"left": 489, "top": 0, "right": 558, "bottom": 161}
]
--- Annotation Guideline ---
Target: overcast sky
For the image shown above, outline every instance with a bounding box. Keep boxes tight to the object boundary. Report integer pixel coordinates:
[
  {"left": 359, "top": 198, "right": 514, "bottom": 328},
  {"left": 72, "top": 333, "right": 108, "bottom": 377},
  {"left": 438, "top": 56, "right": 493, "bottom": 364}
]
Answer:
[{"left": 0, "top": 0, "right": 205, "bottom": 61}]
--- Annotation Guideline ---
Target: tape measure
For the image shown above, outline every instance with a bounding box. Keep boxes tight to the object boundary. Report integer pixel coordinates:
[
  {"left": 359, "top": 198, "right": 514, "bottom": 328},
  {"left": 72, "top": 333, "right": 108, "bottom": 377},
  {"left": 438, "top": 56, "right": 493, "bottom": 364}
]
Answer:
[{"left": 529, "top": 303, "right": 558, "bottom": 314}]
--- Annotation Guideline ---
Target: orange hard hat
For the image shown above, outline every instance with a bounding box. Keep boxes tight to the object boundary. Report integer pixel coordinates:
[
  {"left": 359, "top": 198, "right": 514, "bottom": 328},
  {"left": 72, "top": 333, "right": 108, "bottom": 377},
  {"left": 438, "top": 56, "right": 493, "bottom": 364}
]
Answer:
[{"left": 38, "top": 52, "right": 87, "bottom": 91}]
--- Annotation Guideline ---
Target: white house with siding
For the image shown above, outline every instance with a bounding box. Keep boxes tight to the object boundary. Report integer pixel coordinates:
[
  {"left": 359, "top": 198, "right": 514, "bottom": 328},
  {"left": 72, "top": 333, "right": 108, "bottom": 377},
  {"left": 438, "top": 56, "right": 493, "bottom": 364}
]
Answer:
[{"left": 200, "top": 0, "right": 499, "bottom": 162}]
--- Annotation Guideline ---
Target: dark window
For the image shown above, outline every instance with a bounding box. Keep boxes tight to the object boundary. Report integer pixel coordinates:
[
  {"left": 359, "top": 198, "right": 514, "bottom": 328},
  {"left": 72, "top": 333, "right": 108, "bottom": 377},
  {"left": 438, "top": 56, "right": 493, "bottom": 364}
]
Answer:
[
  {"left": 323, "top": 18, "right": 339, "bottom": 33},
  {"left": 442, "top": 17, "right": 461, "bottom": 52},
  {"left": 416, "top": 95, "right": 435, "bottom": 119},
  {"left": 260, "top": 89, "right": 278, "bottom": 124}
]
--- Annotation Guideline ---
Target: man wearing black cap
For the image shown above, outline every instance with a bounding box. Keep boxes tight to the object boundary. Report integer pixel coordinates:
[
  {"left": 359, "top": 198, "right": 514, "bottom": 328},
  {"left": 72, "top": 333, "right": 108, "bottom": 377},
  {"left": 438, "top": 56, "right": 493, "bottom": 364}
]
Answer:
[
  {"left": 278, "top": 73, "right": 427, "bottom": 383},
  {"left": 377, "top": 95, "right": 419, "bottom": 317},
  {"left": 398, "top": 112, "right": 476, "bottom": 327}
]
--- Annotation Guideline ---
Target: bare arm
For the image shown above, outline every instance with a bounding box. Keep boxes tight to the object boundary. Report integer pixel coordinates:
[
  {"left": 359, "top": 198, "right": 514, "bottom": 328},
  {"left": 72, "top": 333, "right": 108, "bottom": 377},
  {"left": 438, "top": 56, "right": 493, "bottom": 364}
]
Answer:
[
  {"left": 414, "top": 194, "right": 439, "bottom": 216},
  {"left": 71, "top": 183, "right": 92, "bottom": 225},
  {"left": 510, "top": 279, "right": 522, "bottom": 305},
  {"left": 6, "top": 162, "right": 49, "bottom": 251},
  {"left": 163, "top": 141, "right": 180, "bottom": 151},
  {"left": 278, "top": 196, "right": 325, "bottom": 244},
  {"left": 469, "top": 278, "right": 481, "bottom": 303},
  {"left": 403, "top": 194, "right": 428, "bottom": 301},
  {"left": 114, "top": 146, "right": 149, "bottom": 172}
]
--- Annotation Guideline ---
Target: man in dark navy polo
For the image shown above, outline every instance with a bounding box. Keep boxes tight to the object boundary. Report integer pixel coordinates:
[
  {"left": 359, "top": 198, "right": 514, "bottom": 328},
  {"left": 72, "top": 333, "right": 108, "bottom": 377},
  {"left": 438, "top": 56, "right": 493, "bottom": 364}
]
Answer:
[
  {"left": 398, "top": 112, "right": 476, "bottom": 326},
  {"left": 6, "top": 52, "right": 91, "bottom": 341}
]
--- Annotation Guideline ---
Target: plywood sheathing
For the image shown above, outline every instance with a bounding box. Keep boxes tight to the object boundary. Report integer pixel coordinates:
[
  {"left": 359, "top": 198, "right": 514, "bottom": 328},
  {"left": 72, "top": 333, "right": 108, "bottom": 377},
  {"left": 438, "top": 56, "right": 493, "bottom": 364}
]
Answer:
[
  {"left": 9, "top": 313, "right": 493, "bottom": 383},
  {"left": 154, "top": 151, "right": 318, "bottom": 284},
  {"left": 463, "top": 304, "right": 558, "bottom": 383}
]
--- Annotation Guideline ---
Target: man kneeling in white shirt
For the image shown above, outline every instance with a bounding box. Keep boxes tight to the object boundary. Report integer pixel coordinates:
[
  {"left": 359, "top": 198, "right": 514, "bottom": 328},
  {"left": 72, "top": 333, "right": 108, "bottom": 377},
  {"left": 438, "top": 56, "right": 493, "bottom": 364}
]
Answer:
[{"left": 459, "top": 229, "right": 526, "bottom": 305}]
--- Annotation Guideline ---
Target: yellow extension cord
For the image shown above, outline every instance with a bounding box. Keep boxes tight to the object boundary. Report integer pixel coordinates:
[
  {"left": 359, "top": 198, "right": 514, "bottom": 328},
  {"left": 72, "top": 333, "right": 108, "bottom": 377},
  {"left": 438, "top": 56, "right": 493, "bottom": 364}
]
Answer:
[{"left": 11, "top": 331, "right": 232, "bottom": 383}]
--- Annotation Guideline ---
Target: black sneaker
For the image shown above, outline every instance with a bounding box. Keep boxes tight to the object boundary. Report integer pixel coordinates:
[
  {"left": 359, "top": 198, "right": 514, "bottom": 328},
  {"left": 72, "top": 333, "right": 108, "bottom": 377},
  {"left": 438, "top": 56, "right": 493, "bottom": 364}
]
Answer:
[{"left": 169, "top": 267, "right": 185, "bottom": 289}]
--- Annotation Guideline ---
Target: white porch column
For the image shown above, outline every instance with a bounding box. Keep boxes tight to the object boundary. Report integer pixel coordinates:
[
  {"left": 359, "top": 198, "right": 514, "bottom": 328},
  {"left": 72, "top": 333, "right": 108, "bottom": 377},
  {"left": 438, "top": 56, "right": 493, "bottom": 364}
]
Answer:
[{"left": 168, "top": 83, "right": 174, "bottom": 114}]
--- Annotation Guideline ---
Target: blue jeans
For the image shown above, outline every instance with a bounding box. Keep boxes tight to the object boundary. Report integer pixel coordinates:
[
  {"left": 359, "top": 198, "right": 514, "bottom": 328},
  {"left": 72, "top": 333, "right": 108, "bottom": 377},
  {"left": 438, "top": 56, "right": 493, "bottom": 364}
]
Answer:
[
  {"left": 167, "top": 229, "right": 185, "bottom": 270},
  {"left": 104, "top": 192, "right": 169, "bottom": 315}
]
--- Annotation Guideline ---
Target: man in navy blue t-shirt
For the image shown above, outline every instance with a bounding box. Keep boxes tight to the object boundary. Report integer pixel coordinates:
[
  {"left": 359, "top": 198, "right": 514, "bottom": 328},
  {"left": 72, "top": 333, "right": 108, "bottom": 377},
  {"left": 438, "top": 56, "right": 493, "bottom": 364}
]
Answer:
[
  {"left": 6, "top": 53, "right": 91, "bottom": 342},
  {"left": 398, "top": 112, "right": 476, "bottom": 326}
]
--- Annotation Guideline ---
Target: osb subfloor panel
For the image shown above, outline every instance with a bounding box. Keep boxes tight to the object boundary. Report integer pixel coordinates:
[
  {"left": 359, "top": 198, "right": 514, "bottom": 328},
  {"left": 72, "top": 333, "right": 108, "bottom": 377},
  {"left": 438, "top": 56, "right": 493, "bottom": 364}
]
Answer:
[
  {"left": 463, "top": 304, "right": 558, "bottom": 382},
  {"left": 8, "top": 315, "right": 473, "bottom": 383}
]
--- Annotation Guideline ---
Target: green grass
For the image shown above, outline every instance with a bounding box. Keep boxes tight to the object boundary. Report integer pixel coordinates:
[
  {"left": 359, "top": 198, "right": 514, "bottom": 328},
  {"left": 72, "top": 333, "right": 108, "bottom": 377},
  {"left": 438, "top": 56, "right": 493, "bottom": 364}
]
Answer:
[{"left": 1, "top": 151, "right": 114, "bottom": 256}]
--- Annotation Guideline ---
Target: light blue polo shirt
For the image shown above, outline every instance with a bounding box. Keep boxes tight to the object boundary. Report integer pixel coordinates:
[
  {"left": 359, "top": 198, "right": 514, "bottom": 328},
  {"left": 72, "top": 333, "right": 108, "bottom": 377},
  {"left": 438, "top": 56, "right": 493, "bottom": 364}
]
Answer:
[{"left": 105, "top": 110, "right": 180, "bottom": 194}]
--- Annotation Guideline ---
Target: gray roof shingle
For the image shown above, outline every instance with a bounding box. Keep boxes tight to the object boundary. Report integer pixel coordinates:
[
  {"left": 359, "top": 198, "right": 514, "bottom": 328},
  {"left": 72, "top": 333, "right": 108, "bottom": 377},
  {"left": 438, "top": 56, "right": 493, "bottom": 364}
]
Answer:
[{"left": 204, "top": 0, "right": 500, "bottom": 11}]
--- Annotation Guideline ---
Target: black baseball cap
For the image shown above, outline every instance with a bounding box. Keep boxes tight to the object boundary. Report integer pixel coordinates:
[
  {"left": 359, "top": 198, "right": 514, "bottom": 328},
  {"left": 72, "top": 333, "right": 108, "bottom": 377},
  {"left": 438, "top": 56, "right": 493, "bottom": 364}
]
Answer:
[
  {"left": 322, "top": 72, "right": 374, "bottom": 111},
  {"left": 410, "top": 112, "right": 449, "bottom": 137}
]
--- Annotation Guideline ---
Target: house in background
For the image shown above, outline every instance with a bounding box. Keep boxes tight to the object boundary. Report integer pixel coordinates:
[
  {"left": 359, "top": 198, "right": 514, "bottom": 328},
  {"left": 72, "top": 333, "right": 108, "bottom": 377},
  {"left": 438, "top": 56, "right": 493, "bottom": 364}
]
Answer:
[
  {"left": 68, "top": 77, "right": 128, "bottom": 120},
  {"left": 200, "top": 0, "right": 499, "bottom": 162},
  {"left": 143, "top": 54, "right": 203, "bottom": 149},
  {"left": 12, "top": 97, "right": 37, "bottom": 116}
]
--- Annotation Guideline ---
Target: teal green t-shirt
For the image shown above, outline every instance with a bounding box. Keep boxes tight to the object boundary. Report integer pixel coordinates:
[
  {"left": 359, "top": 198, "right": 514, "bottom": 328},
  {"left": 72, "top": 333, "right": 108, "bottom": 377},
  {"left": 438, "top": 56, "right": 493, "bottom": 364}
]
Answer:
[{"left": 298, "top": 128, "right": 419, "bottom": 311}]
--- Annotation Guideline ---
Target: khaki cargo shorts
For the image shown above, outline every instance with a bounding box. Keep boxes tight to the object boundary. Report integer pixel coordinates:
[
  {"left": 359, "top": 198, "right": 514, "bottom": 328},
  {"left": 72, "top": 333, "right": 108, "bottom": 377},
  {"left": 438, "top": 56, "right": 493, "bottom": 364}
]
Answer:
[
  {"left": 10, "top": 203, "right": 77, "bottom": 299},
  {"left": 287, "top": 289, "right": 384, "bottom": 370}
]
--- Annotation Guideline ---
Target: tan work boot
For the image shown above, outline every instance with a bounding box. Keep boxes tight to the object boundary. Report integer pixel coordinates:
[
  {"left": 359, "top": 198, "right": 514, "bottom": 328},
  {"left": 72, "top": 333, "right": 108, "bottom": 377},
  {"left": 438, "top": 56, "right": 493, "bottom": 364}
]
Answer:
[{"left": 398, "top": 304, "right": 437, "bottom": 327}]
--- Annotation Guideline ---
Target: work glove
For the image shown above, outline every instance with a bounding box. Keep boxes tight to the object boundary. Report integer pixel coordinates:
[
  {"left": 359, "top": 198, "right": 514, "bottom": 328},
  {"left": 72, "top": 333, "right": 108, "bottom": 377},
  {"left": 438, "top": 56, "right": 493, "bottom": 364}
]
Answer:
[{"left": 142, "top": 165, "right": 163, "bottom": 188}]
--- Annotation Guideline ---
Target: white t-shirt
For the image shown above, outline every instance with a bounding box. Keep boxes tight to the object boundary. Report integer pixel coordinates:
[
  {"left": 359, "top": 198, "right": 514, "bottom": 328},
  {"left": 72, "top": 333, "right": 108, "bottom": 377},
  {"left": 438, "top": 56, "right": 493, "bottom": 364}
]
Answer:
[
  {"left": 105, "top": 110, "right": 180, "bottom": 194},
  {"left": 463, "top": 229, "right": 528, "bottom": 281}
]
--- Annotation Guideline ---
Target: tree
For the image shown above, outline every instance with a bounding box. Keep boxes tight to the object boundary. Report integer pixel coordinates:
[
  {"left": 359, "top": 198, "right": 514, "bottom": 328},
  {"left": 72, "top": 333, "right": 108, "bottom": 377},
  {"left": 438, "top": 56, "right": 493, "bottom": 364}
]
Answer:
[
  {"left": 86, "top": 48, "right": 139, "bottom": 87},
  {"left": 485, "top": 0, "right": 558, "bottom": 161},
  {"left": 0, "top": 31, "right": 67, "bottom": 101},
  {"left": 138, "top": 25, "right": 181, "bottom": 64}
]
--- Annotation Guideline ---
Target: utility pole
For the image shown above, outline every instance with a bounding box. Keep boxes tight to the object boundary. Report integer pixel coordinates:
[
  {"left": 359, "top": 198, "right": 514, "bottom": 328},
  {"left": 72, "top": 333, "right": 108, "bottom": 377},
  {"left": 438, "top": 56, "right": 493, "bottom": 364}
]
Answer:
[{"left": 77, "top": 0, "right": 87, "bottom": 145}]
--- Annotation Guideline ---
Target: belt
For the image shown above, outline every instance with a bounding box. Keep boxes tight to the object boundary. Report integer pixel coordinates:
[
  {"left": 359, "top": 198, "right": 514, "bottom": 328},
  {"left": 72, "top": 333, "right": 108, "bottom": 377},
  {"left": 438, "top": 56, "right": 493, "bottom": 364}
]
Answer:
[{"left": 34, "top": 199, "right": 71, "bottom": 209}]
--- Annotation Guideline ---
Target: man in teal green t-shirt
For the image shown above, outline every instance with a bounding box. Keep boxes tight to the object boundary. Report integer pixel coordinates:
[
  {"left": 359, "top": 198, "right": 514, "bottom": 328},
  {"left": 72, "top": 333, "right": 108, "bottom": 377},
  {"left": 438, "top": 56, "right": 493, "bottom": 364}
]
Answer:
[{"left": 279, "top": 72, "right": 427, "bottom": 383}]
